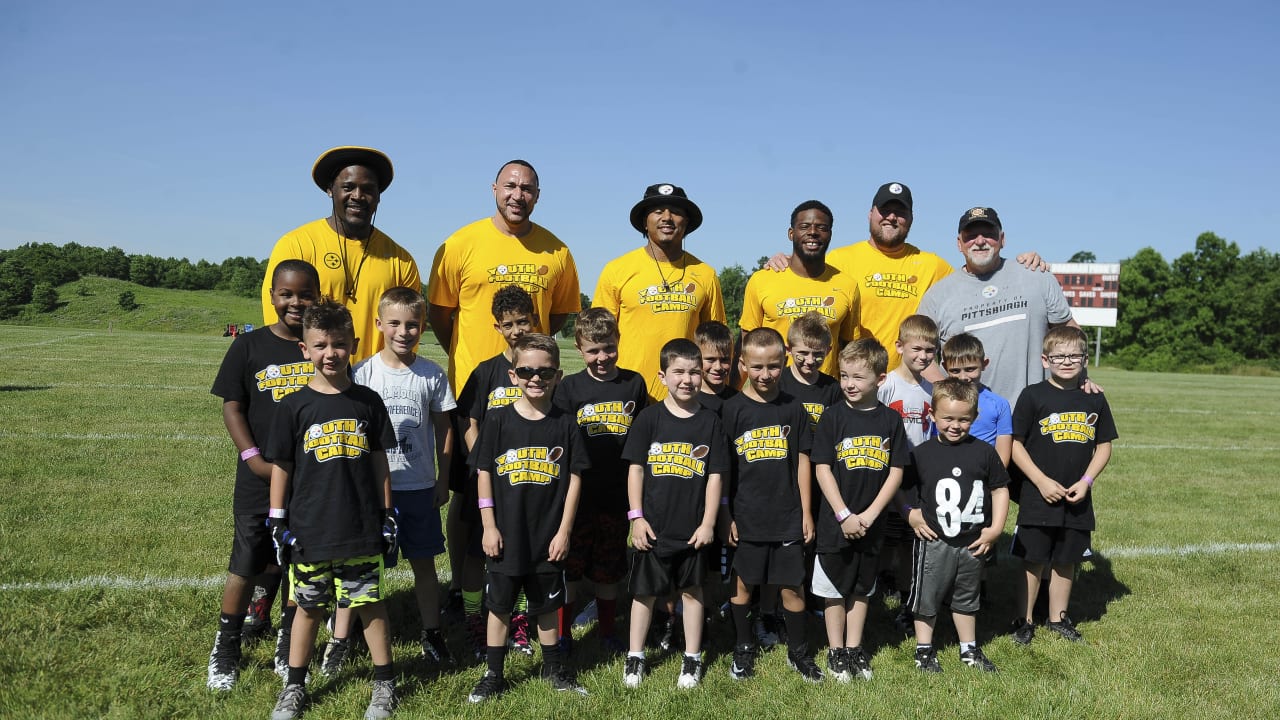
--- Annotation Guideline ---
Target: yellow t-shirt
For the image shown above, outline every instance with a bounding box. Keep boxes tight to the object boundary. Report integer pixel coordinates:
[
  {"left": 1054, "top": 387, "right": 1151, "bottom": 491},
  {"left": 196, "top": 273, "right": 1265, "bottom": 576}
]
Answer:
[
  {"left": 260, "top": 219, "right": 421, "bottom": 364},
  {"left": 427, "top": 218, "right": 581, "bottom": 392},
  {"left": 738, "top": 265, "right": 860, "bottom": 377},
  {"left": 593, "top": 246, "right": 726, "bottom": 401},
  {"left": 825, "top": 240, "right": 953, "bottom": 370}
]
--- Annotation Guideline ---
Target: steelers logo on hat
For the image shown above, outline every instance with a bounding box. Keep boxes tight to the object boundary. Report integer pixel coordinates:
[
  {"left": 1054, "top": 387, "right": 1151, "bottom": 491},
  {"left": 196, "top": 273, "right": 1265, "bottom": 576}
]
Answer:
[
  {"left": 889, "top": 183, "right": 903, "bottom": 194},
  {"left": 658, "top": 184, "right": 674, "bottom": 195}
]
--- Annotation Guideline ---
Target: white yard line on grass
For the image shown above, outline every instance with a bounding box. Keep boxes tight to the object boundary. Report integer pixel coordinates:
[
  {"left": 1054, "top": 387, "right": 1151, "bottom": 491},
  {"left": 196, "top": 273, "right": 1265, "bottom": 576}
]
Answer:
[
  {"left": 0, "top": 332, "right": 96, "bottom": 351},
  {"left": 0, "top": 430, "right": 225, "bottom": 442},
  {"left": 6, "top": 546, "right": 1277, "bottom": 593},
  {"left": 1114, "top": 443, "right": 1274, "bottom": 451},
  {"left": 1, "top": 566, "right": 429, "bottom": 592}
]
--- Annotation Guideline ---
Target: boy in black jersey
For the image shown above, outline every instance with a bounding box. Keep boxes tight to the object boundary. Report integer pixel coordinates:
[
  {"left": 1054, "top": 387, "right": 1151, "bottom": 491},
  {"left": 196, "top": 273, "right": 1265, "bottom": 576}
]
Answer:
[
  {"left": 468, "top": 334, "right": 588, "bottom": 702},
  {"left": 207, "top": 260, "right": 319, "bottom": 691},
  {"left": 695, "top": 320, "right": 738, "bottom": 414},
  {"left": 552, "top": 307, "right": 647, "bottom": 652},
  {"left": 1009, "top": 326, "right": 1116, "bottom": 645},
  {"left": 265, "top": 301, "right": 400, "bottom": 720},
  {"left": 721, "top": 328, "right": 821, "bottom": 682},
  {"left": 622, "top": 339, "right": 730, "bottom": 690},
  {"left": 900, "top": 378, "right": 1010, "bottom": 674},
  {"left": 811, "top": 339, "right": 908, "bottom": 682},
  {"left": 448, "top": 285, "right": 538, "bottom": 657},
  {"left": 780, "top": 311, "right": 842, "bottom": 432}
]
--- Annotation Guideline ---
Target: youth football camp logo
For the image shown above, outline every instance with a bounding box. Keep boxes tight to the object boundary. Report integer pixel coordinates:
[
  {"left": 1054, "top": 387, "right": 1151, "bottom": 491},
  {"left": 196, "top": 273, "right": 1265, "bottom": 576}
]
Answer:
[
  {"left": 637, "top": 282, "right": 697, "bottom": 314},
  {"left": 1038, "top": 411, "right": 1099, "bottom": 444},
  {"left": 646, "top": 441, "right": 708, "bottom": 478},
  {"left": 486, "top": 263, "right": 551, "bottom": 295},
  {"left": 485, "top": 385, "right": 523, "bottom": 411},
  {"left": 734, "top": 425, "right": 791, "bottom": 462},
  {"left": 304, "top": 418, "right": 371, "bottom": 462},
  {"left": 494, "top": 446, "right": 563, "bottom": 486},
  {"left": 834, "top": 435, "right": 892, "bottom": 470},
  {"left": 773, "top": 295, "right": 838, "bottom": 321},
  {"left": 255, "top": 361, "right": 314, "bottom": 402},
  {"left": 576, "top": 401, "right": 637, "bottom": 437},
  {"left": 863, "top": 272, "right": 919, "bottom": 299}
]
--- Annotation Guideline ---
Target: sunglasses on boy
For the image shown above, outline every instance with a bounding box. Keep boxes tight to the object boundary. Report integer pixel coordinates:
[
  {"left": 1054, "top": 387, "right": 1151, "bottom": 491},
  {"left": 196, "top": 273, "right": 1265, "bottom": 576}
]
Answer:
[{"left": 513, "top": 366, "right": 558, "bottom": 380}]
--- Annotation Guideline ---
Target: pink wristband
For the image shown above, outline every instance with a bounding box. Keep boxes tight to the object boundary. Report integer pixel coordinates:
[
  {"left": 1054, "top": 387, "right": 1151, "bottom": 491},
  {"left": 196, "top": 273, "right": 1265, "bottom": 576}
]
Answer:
[
  {"left": 240, "top": 446, "right": 261, "bottom": 461},
  {"left": 834, "top": 508, "right": 852, "bottom": 523},
  {"left": 1083, "top": 475, "right": 1094, "bottom": 487},
  {"left": 627, "top": 509, "right": 644, "bottom": 521},
  {"left": 477, "top": 498, "right": 495, "bottom": 509},
  {"left": 268, "top": 508, "right": 286, "bottom": 519}
]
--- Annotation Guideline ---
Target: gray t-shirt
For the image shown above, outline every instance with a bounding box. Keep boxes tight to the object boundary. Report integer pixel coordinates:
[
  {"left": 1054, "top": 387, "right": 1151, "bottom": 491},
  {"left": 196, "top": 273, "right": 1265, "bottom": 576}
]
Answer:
[{"left": 918, "top": 259, "right": 1072, "bottom": 404}]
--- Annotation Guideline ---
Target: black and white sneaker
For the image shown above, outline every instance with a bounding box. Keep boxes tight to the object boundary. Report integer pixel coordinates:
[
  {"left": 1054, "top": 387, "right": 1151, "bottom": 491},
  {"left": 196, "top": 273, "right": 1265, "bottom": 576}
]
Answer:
[
  {"left": 826, "top": 647, "right": 852, "bottom": 683},
  {"left": 206, "top": 630, "right": 241, "bottom": 691},
  {"left": 364, "top": 679, "right": 397, "bottom": 720},
  {"left": 273, "top": 628, "right": 292, "bottom": 678},
  {"left": 1011, "top": 618, "right": 1036, "bottom": 646},
  {"left": 467, "top": 670, "right": 507, "bottom": 703},
  {"left": 729, "top": 643, "right": 758, "bottom": 680},
  {"left": 420, "top": 628, "right": 454, "bottom": 665},
  {"left": 622, "top": 655, "right": 647, "bottom": 688},
  {"left": 960, "top": 646, "right": 997, "bottom": 672},
  {"left": 543, "top": 666, "right": 589, "bottom": 696},
  {"left": 676, "top": 655, "right": 704, "bottom": 689},
  {"left": 1046, "top": 613, "right": 1083, "bottom": 642},
  {"left": 319, "top": 637, "right": 351, "bottom": 679},
  {"left": 848, "top": 645, "right": 873, "bottom": 680},
  {"left": 656, "top": 615, "right": 681, "bottom": 652},
  {"left": 271, "top": 683, "right": 307, "bottom": 720},
  {"left": 914, "top": 646, "right": 942, "bottom": 673},
  {"left": 786, "top": 650, "right": 825, "bottom": 683}
]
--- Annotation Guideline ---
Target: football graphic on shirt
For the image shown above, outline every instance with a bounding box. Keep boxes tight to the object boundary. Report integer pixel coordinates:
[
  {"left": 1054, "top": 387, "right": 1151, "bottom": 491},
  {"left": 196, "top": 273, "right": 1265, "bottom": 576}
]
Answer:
[
  {"left": 822, "top": 296, "right": 835, "bottom": 307},
  {"left": 691, "top": 444, "right": 710, "bottom": 459},
  {"left": 1087, "top": 413, "right": 1099, "bottom": 425},
  {"left": 685, "top": 282, "right": 696, "bottom": 294},
  {"left": 623, "top": 401, "right": 636, "bottom": 415},
  {"left": 547, "top": 446, "right": 563, "bottom": 462},
  {"left": 538, "top": 265, "right": 549, "bottom": 276},
  {"left": 881, "top": 437, "right": 891, "bottom": 452},
  {"left": 781, "top": 425, "right": 791, "bottom": 437},
  {"left": 649, "top": 443, "right": 662, "bottom": 455}
]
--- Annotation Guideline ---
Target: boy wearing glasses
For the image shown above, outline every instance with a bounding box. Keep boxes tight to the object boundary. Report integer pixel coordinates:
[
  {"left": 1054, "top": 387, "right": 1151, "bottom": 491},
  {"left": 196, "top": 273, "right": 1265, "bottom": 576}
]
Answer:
[
  {"left": 1009, "top": 326, "right": 1116, "bottom": 645},
  {"left": 468, "top": 333, "right": 589, "bottom": 701}
]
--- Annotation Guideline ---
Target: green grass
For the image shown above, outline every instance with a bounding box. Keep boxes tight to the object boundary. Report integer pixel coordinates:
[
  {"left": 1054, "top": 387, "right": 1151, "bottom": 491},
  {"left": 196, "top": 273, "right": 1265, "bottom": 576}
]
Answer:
[
  {"left": 1, "top": 276, "right": 263, "bottom": 334},
  {"left": 1, "top": 326, "right": 1278, "bottom": 719}
]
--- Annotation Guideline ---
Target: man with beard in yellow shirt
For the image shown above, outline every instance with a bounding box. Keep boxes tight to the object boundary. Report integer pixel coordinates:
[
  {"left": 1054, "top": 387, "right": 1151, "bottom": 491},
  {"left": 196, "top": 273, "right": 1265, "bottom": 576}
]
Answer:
[
  {"left": 594, "top": 184, "right": 726, "bottom": 402},
  {"left": 739, "top": 200, "right": 859, "bottom": 377}
]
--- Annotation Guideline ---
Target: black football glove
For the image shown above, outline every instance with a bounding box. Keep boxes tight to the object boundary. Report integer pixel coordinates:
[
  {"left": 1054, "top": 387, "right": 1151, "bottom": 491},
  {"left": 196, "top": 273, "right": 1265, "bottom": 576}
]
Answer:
[{"left": 382, "top": 508, "right": 400, "bottom": 558}]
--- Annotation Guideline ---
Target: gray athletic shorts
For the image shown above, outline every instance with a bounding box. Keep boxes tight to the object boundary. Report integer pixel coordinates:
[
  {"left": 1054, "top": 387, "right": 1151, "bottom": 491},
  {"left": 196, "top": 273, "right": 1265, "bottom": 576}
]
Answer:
[{"left": 907, "top": 539, "right": 981, "bottom": 617}]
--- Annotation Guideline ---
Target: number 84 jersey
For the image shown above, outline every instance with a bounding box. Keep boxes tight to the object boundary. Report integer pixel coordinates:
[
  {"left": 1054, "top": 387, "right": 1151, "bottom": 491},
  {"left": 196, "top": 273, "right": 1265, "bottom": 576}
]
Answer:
[{"left": 905, "top": 435, "right": 1010, "bottom": 546}]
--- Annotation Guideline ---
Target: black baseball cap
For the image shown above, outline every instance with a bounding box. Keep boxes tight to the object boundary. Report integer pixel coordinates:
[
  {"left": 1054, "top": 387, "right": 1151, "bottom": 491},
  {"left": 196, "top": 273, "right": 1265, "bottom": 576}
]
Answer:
[
  {"left": 871, "top": 182, "right": 912, "bottom": 212},
  {"left": 957, "top": 207, "right": 1002, "bottom": 232}
]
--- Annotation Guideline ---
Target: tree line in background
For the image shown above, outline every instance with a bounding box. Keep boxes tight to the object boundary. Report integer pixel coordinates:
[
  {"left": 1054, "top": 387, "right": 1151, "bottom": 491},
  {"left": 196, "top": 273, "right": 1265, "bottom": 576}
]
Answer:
[{"left": 2, "top": 233, "right": 1276, "bottom": 371}]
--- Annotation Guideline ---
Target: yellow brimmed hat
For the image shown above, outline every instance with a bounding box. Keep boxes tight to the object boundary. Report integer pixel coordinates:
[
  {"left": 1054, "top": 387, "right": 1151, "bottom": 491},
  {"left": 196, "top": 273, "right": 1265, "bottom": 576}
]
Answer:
[{"left": 311, "top": 146, "right": 394, "bottom": 192}]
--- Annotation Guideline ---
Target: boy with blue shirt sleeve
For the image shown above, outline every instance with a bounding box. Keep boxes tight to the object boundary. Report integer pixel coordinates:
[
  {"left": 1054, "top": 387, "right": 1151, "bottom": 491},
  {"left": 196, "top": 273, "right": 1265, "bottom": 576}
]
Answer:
[{"left": 941, "top": 333, "right": 1012, "bottom": 465}]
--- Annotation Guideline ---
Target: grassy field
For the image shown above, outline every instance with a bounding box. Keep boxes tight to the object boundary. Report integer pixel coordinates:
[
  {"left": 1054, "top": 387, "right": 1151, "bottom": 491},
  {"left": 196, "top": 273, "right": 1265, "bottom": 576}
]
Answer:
[{"left": 1, "top": 325, "right": 1278, "bottom": 719}]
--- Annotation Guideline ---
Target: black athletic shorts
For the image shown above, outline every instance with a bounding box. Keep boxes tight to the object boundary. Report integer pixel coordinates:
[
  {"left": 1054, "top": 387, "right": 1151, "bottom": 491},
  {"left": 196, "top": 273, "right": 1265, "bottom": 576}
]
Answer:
[
  {"left": 486, "top": 568, "right": 567, "bottom": 616},
  {"left": 733, "top": 539, "right": 805, "bottom": 588},
  {"left": 1010, "top": 525, "right": 1091, "bottom": 565},
  {"left": 628, "top": 547, "right": 708, "bottom": 597},
  {"left": 228, "top": 513, "right": 275, "bottom": 578}
]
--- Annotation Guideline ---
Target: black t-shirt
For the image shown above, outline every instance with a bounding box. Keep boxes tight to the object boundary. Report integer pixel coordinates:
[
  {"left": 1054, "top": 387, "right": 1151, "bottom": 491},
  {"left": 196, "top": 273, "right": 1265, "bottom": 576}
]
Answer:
[
  {"left": 461, "top": 354, "right": 522, "bottom": 422},
  {"left": 810, "top": 402, "right": 909, "bottom": 553},
  {"left": 779, "top": 370, "right": 841, "bottom": 432},
  {"left": 905, "top": 435, "right": 1010, "bottom": 546},
  {"left": 264, "top": 384, "right": 395, "bottom": 562},
  {"left": 1010, "top": 381, "right": 1118, "bottom": 529},
  {"left": 552, "top": 369, "right": 649, "bottom": 514},
  {"left": 696, "top": 385, "right": 739, "bottom": 415},
  {"left": 210, "top": 327, "right": 313, "bottom": 513},
  {"left": 472, "top": 405, "right": 589, "bottom": 575},
  {"left": 621, "top": 403, "right": 731, "bottom": 557},
  {"left": 721, "top": 392, "right": 813, "bottom": 542}
]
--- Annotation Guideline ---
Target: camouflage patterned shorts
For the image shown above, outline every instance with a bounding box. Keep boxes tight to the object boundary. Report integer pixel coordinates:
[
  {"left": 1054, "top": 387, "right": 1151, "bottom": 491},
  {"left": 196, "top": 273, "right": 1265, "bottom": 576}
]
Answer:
[{"left": 288, "top": 553, "right": 385, "bottom": 611}]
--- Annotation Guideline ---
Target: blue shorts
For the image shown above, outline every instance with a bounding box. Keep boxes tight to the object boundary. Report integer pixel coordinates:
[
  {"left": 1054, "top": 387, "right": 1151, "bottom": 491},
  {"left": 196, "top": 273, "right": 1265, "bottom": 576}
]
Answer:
[{"left": 386, "top": 489, "right": 446, "bottom": 568}]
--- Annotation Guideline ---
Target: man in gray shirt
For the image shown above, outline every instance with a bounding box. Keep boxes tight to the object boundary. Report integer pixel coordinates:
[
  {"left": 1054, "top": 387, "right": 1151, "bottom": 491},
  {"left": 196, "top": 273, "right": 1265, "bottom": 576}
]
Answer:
[{"left": 918, "top": 207, "right": 1077, "bottom": 404}]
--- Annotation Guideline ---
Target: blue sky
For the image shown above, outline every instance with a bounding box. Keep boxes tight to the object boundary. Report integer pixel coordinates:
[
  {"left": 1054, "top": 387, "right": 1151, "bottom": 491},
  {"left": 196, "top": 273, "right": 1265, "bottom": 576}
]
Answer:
[{"left": 4, "top": 1, "right": 1277, "bottom": 289}]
